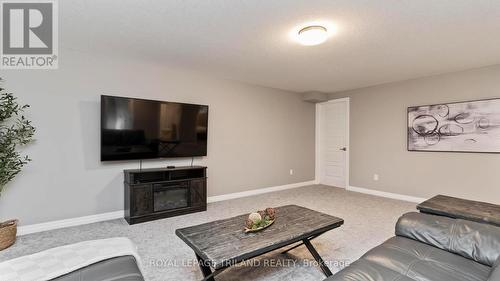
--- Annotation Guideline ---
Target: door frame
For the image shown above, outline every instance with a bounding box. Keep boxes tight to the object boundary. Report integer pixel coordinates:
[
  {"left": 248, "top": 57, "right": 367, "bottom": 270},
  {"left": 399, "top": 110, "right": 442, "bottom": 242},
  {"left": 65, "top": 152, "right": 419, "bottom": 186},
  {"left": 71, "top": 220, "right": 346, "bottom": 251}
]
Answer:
[{"left": 315, "top": 97, "right": 350, "bottom": 188}]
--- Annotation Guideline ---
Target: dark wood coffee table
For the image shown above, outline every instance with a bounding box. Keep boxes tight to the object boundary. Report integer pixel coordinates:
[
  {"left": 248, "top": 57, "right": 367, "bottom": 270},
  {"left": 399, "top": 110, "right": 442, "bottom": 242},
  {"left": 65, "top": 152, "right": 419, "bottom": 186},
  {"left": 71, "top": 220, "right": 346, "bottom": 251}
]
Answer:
[{"left": 175, "top": 205, "right": 344, "bottom": 281}]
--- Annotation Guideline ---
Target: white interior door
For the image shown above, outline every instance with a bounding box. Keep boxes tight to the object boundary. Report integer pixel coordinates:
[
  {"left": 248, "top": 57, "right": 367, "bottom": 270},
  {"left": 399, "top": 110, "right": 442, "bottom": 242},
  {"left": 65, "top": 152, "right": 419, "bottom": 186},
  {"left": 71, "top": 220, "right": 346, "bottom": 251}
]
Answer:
[{"left": 316, "top": 98, "right": 349, "bottom": 188}]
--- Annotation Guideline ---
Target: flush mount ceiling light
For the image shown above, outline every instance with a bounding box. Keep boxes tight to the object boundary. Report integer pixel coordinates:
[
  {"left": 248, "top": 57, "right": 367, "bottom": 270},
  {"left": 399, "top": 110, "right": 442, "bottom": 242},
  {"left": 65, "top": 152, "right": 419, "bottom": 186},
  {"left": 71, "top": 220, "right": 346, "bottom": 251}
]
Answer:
[
  {"left": 290, "top": 22, "right": 337, "bottom": 46},
  {"left": 297, "top": 25, "right": 328, "bottom": 46}
]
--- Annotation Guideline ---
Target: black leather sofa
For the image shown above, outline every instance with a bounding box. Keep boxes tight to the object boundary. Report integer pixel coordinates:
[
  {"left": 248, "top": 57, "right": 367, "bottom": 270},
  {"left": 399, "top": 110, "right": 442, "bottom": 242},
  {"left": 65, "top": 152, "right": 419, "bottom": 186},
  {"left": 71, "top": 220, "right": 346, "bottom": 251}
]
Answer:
[{"left": 326, "top": 212, "right": 500, "bottom": 281}]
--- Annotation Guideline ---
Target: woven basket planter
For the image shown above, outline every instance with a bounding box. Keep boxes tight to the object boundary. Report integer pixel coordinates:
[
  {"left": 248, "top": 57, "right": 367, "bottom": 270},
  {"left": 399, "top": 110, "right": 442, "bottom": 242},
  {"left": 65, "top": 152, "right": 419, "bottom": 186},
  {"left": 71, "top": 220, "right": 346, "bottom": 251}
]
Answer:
[{"left": 0, "top": 219, "right": 17, "bottom": 251}]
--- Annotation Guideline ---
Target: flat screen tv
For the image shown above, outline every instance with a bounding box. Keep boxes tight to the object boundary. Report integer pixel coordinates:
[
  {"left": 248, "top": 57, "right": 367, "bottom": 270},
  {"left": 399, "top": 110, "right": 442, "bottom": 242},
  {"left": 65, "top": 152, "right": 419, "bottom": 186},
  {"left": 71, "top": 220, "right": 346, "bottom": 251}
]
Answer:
[{"left": 101, "top": 95, "right": 208, "bottom": 161}]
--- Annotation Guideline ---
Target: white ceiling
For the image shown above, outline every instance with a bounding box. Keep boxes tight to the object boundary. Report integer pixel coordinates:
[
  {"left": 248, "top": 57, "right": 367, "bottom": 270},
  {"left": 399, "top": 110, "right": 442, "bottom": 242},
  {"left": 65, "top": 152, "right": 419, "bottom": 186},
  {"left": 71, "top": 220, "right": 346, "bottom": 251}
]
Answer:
[{"left": 61, "top": 0, "right": 500, "bottom": 93}]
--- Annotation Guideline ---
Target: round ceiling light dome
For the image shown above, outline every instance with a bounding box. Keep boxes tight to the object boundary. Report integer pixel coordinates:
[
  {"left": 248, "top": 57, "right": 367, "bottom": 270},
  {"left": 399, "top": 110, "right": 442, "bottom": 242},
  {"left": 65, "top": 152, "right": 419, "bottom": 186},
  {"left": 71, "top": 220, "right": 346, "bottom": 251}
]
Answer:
[{"left": 297, "top": 25, "right": 328, "bottom": 46}]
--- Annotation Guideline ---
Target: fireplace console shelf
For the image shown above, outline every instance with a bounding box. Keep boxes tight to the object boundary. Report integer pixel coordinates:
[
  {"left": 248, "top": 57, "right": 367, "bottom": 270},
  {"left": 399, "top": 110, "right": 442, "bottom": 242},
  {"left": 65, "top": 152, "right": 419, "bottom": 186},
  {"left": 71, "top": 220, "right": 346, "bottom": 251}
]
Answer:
[{"left": 124, "top": 166, "right": 207, "bottom": 225}]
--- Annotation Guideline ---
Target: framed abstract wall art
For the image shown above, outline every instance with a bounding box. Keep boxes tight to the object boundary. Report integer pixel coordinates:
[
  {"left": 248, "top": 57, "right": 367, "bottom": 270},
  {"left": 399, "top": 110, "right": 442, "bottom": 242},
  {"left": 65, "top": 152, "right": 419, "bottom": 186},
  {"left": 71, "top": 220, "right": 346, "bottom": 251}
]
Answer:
[{"left": 408, "top": 98, "right": 500, "bottom": 153}]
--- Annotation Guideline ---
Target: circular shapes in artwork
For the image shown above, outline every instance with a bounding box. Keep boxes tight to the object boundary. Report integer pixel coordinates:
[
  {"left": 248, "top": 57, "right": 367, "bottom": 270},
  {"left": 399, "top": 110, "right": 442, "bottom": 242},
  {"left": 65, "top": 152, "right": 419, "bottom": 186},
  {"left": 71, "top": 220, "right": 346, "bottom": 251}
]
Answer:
[
  {"left": 433, "top": 104, "right": 450, "bottom": 118},
  {"left": 412, "top": 115, "right": 438, "bottom": 136},
  {"left": 424, "top": 133, "right": 440, "bottom": 145},
  {"left": 438, "top": 123, "right": 464, "bottom": 136},
  {"left": 477, "top": 118, "right": 490, "bottom": 129},
  {"left": 454, "top": 112, "right": 475, "bottom": 124}
]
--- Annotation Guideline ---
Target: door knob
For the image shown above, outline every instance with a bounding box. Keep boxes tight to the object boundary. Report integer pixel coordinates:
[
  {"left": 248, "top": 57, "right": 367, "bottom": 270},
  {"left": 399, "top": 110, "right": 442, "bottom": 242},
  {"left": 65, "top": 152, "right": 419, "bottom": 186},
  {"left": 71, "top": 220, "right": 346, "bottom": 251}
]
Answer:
[{"left": 340, "top": 147, "right": 347, "bottom": 151}]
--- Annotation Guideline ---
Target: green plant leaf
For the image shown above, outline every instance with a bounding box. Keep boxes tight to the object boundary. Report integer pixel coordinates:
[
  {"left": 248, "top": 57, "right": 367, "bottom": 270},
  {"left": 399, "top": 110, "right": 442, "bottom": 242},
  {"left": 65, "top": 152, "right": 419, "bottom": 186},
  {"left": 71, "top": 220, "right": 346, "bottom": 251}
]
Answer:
[{"left": 0, "top": 79, "right": 35, "bottom": 195}]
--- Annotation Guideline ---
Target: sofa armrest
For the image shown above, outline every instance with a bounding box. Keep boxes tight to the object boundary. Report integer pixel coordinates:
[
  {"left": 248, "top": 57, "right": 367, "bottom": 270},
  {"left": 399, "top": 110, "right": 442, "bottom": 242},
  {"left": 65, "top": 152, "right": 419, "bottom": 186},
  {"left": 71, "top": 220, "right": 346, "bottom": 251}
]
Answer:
[
  {"left": 396, "top": 212, "right": 500, "bottom": 266},
  {"left": 51, "top": 256, "right": 144, "bottom": 281}
]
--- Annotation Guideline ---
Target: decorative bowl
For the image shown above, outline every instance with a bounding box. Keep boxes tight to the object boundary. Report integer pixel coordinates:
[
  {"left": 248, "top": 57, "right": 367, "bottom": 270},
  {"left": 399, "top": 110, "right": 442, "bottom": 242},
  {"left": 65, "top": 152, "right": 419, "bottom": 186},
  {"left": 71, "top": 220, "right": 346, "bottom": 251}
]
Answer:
[
  {"left": 244, "top": 219, "right": 275, "bottom": 233},
  {"left": 244, "top": 207, "right": 276, "bottom": 233}
]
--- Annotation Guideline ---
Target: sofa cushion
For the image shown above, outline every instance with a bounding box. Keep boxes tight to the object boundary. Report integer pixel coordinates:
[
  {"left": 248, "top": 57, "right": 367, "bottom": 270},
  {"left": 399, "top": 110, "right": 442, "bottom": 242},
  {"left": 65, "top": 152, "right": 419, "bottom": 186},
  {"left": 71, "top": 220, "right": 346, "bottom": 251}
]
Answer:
[
  {"left": 325, "top": 236, "right": 491, "bottom": 281},
  {"left": 396, "top": 212, "right": 500, "bottom": 266}
]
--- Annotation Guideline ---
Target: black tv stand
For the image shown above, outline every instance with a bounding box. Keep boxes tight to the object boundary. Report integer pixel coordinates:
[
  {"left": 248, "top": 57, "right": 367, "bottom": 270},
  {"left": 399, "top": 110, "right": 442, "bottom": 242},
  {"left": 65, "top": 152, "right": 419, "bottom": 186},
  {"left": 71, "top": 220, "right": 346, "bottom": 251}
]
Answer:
[{"left": 124, "top": 166, "right": 207, "bottom": 224}]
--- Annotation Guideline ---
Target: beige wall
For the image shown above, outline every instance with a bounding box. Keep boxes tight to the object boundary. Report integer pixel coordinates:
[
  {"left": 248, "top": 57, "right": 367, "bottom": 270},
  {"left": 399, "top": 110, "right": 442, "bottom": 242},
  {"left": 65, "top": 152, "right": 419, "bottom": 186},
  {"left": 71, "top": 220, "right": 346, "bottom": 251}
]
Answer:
[
  {"left": 0, "top": 49, "right": 315, "bottom": 225},
  {"left": 329, "top": 65, "right": 500, "bottom": 204}
]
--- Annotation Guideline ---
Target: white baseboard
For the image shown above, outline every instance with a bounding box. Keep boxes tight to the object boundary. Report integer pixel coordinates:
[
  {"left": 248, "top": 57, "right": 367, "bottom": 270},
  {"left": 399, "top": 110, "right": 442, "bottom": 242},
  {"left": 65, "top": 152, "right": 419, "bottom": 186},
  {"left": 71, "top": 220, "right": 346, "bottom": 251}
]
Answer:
[
  {"left": 17, "top": 180, "right": 316, "bottom": 236},
  {"left": 347, "top": 185, "right": 426, "bottom": 203},
  {"left": 207, "top": 180, "right": 316, "bottom": 203},
  {"left": 17, "top": 210, "right": 124, "bottom": 236}
]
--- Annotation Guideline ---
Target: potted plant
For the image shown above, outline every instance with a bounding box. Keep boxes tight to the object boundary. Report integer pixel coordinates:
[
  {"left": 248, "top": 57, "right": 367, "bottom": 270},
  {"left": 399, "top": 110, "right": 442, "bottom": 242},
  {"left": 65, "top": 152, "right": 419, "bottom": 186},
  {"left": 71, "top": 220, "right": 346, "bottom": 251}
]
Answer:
[{"left": 0, "top": 78, "right": 35, "bottom": 250}]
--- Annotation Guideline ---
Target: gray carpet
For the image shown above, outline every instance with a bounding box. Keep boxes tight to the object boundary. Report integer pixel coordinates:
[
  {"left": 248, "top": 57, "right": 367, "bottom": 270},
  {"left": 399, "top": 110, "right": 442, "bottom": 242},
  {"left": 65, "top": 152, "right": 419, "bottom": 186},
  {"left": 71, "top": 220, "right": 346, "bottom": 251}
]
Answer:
[{"left": 0, "top": 185, "right": 416, "bottom": 281}]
